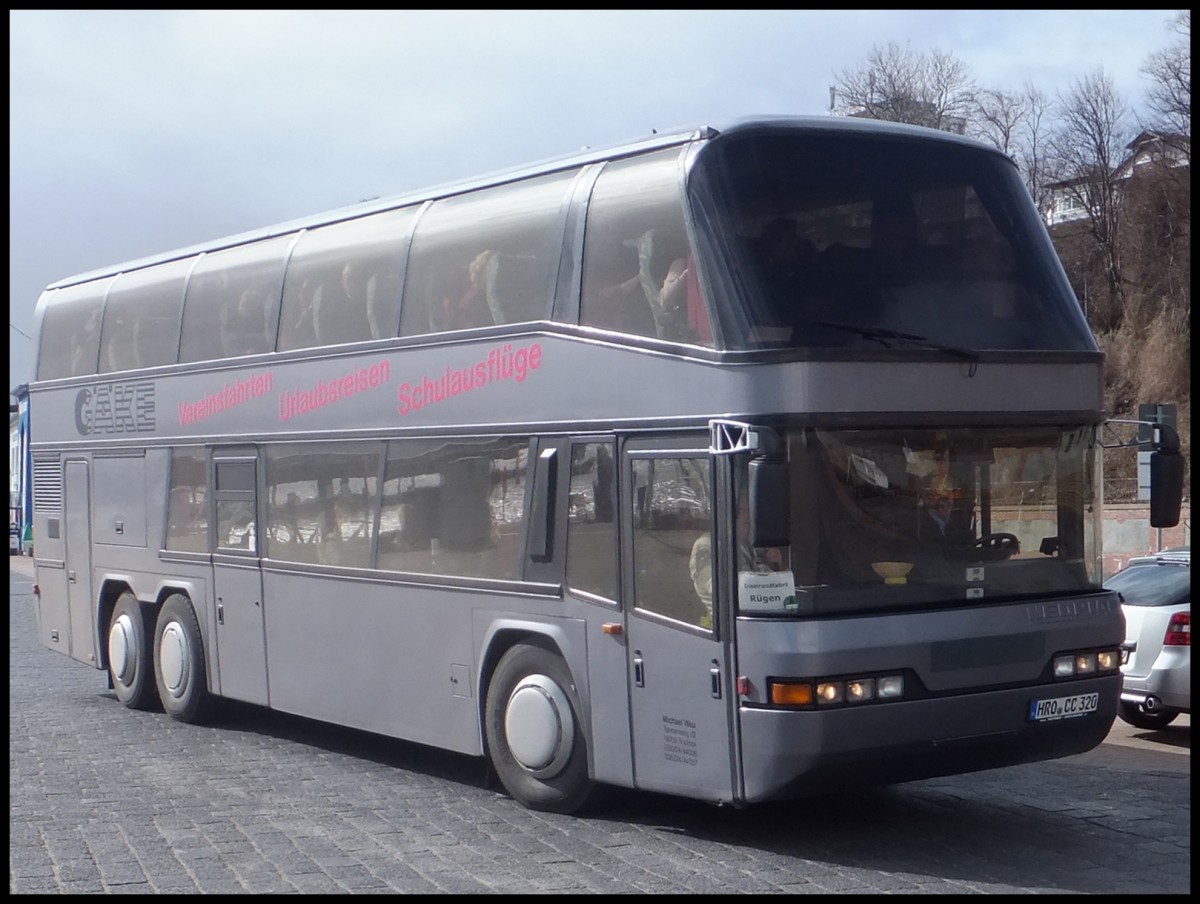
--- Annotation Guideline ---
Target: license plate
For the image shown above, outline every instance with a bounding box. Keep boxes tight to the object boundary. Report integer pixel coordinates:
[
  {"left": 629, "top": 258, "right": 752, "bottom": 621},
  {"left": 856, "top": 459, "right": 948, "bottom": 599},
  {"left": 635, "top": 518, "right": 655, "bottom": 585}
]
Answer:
[{"left": 1028, "top": 693, "right": 1099, "bottom": 722}]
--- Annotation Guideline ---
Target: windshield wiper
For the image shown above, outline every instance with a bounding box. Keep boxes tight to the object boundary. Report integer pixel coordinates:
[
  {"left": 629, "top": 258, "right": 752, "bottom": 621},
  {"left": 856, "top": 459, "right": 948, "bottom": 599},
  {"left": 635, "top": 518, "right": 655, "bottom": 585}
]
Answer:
[{"left": 811, "top": 320, "right": 979, "bottom": 362}]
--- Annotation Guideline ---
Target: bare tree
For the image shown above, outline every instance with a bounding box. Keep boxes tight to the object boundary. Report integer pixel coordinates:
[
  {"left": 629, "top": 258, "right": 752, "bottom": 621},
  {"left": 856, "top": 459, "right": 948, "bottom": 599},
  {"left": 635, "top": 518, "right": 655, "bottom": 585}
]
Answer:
[
  {"left": 1015, "top": 85, "right": 1053, "bottom": 215},
  {"left": 1141, "top": 10, "right": 1190, "bottom": 154},
  {"left": 973, "top": 87, "right": 1025, "bottom": 156},
  {"left": 970, "top": 83, "right": 1055, "bottom": 212},
  {"left": 1046, "top": 69, "right": 1134, "bottom": 330},
  {"left": 831, "top": 42, "right": 976, "bottom": 132}
]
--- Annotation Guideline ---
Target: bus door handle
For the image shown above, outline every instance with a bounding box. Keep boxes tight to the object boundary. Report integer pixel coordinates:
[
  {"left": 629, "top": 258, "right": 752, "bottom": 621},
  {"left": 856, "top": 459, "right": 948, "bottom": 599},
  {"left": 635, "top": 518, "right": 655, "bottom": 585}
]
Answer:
[
  {"left": 67, "top": 570, "right": 76, "bottom": 583},
  {"left": 633, "top": 652, "right": 645, "bottom": 688},
  {"left": 710, "top": 663, "right": 722, "bottom": 699}
]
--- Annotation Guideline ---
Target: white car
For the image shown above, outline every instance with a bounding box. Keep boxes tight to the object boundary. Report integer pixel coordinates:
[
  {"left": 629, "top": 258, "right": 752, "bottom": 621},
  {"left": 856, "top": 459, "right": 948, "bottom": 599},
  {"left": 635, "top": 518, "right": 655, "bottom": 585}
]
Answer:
[{"left": 1105, "top": 548, "right": 1191, "bottom": 729}]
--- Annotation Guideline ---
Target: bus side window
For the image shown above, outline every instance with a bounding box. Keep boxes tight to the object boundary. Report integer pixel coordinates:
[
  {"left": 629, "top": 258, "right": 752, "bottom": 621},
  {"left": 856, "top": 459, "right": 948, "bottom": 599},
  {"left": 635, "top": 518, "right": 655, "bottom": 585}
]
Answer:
[
  {"left": 97, "top": 259, "right": 191, "bottom": 373},
  {"left": 400, "top": 170, "right": 576, "bottom": 338},
  {"left": 101, "top": 312, "right": 142, "bottom": 372},
  {"left": 579, "top": 148, "right": 712, "bottom": 347},
  {"left": 565, "top": 441, "right": 617, "bottom": 600},
  {"left": 630, "top": 456, "right": 712, "bottom": 629},
  {"left": 180, "top": 237, "right": 290, "bottom": 364},
  {"left": 165, "top": 447, "right": 209, "bottom": 552},
  {"left": 264, "top": 443, "right": 381, "bottom": 568}
]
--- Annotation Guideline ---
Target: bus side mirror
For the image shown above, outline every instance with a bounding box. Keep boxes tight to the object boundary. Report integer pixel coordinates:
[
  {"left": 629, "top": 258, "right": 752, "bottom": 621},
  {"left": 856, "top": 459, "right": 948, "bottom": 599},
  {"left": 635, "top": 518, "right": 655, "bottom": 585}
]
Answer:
[
  {"left": 749, "top": 457, "right": 790, "bottom": 548},
  {"left": 1149, "top": 449, "right": 1184, "bottom": 528}
]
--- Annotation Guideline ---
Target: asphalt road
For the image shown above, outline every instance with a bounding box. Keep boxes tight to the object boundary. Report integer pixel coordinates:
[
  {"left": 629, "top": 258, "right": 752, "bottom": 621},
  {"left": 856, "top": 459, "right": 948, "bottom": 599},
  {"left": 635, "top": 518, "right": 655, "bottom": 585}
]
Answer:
[{"left": 9, "top": 559, "right": 1190, "bottom": 894}]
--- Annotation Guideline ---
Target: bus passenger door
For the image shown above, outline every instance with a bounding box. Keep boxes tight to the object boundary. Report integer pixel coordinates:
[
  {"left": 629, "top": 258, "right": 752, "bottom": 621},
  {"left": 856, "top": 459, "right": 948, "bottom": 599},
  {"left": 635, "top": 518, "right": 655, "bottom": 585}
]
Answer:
[
  {"left": 210, "top": 453, "right": 268, "bottom": 706},
  {"left": 623, "top": 442, "right": 736, "bottom": 803},
  {"left": 63, "top": 459, "right": 98, "bottom": 665}
]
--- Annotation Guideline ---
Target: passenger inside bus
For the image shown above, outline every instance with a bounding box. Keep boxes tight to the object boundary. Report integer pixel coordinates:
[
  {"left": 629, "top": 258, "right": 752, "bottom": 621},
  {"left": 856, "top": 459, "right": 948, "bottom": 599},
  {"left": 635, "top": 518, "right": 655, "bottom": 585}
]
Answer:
[
  {"left": 313, "top": 261, "right": 374, "bottom": 344},
  {"left": 220, "top": 288, "right": 272, "bottom": 357},
  {"left": 432, "top": 251, "right": 496, "bottom": 332},
  {"left": 753, "top": 216, "right": 823, "bottom": 341},
  {"left": 70, "top": 307, "right": 103, "bottom": 376},
  {"left": 591, "top": 239, "right": 656, "bottom": 335},
  {"left": 757, "top": 216, "right": 817, "bottom": 301},
  {"left": 634, "top": 228, "right": 691, "bottom": 341},
  {"left": 103, "top": 311, "right": 142, "bottom": 372},
  {"left": 283, "top": 276, "right": 320, "bottom": 348}
]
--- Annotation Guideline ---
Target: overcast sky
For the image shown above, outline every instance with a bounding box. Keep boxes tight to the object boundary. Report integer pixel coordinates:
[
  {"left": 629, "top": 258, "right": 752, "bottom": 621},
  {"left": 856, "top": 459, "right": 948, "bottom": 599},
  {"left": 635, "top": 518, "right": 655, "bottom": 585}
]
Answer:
[{"left": 8, "top": 9, "right": 1183, "bottom": 392}]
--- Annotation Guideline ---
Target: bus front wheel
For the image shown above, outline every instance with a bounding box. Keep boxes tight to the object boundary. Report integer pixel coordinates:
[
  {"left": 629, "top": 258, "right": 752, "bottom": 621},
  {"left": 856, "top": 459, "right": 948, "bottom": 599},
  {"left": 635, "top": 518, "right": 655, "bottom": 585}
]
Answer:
[
  {"left": 107, "top": 591, "right": 159, "bottom": 711},
  {"left": 485, "top": 641, "right": 595, "bottom": 814},
  {"left": 153, "top": 593, "right": 216, "bottom": 723}
]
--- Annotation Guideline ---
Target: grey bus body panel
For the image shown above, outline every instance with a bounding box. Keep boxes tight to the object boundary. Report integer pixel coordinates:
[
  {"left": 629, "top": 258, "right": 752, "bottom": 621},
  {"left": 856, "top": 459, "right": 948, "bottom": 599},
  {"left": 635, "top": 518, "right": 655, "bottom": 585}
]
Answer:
[
  {"left": 27, "top": 335, "right": 1105, "bottom": 448},
  {"left": 64, "top": 460, "right": 96, "bottom": 664}
]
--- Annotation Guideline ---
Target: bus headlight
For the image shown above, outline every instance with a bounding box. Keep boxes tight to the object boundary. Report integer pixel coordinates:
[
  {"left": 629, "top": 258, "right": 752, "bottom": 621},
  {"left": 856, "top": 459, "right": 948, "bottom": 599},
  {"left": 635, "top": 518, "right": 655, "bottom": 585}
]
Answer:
[
  {"left": 1095, "top": 650, "right": 1120, "bottom": 671},
  {"left": 876, "top": 675, "right": 904, "bottom": 699},
  {"left": 845, "top": 678, "right": 875, "bottom": 703},
  {"left": 1054, "top": 647, "right": 1121, "bottom": 679},
  {"left": 815, "top": 681, "right": 844, "bottom": 705}
]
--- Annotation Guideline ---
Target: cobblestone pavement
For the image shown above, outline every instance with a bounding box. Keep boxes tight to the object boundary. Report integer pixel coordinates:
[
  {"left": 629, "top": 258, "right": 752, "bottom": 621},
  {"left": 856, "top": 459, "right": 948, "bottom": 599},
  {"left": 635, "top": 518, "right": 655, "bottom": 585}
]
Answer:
[{"left": 9, "top": 563, "right": 1191, "bottom": 894}]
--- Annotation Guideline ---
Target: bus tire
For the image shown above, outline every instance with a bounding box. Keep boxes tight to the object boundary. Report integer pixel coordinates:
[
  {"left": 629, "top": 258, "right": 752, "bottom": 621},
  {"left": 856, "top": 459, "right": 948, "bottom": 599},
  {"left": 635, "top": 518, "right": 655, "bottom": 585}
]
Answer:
[
  {"left": 484, "top": 641, "right": 595, "bottom": 814},
  {"left": 107, "top": 591, "right": 159, "bottom": 711},
  {"left": 153, "top": 593, "right": 216, "bottom": 724}
]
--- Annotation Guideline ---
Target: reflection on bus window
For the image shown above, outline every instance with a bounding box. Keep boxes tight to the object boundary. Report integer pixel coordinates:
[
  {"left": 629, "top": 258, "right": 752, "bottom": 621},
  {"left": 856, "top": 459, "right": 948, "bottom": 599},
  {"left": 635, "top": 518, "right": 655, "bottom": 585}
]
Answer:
[
  {"left": 216, "top": 499, "right": 257, "bottom": 553},
  {"left": 278, "top": 207, "right": 413, "bottom": 351},
  {"left": 763, "top": 425, "right": 1100, "bottom": 615},
  {"left": 631, "top": 456, "right": 712, "bottom": 628},
  {"left": 565, "top": 442, "right": 617, "bottom": 600},
  {"left": 399, "top": 171, "right": 577, "bottom": 338},
  {"left": 99, "top": 259, "right": 191, "bottom": 373},
  {"left": 700, "top": 132, "right": 1097, "bottom": 351},
  {"left": 378, "top": 438, "right": 529, "bottom": 579},
  {"left": 265, "top": 443, "right": 382, "bottom": 568},
  {"left": 165, "top": 447, "right": 208, "bottom": 552},
  {"left": 35, "top": 281, "right": 108, "bottom": 380},
  {"left": 580, "top": 149, "right": 713, "bottom": 347},
  {"left": 179, "top": 237, "right": 291, "bottom": 363}
]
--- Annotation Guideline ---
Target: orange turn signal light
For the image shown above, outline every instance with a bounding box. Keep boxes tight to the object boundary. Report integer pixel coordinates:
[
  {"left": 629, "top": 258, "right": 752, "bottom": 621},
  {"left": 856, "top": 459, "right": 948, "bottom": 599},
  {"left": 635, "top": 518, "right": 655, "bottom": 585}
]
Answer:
[{"left": 769, "top": 681, "right": 814, "bottom": 706}]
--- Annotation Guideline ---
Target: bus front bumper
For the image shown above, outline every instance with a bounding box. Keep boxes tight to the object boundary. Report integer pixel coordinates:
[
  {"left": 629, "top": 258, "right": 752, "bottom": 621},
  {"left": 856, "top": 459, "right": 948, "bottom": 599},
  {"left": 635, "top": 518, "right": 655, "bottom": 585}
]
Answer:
[{"left": 737, "top": 674, "right": 1118, "bottom": 803}]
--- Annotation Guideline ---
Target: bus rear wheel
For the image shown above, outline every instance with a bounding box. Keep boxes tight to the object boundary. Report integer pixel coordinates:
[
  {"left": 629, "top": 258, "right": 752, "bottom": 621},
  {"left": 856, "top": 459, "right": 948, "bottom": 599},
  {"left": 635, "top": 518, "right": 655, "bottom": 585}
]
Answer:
[
  {"left": 485, "top": 641, "right": 595, "bottom": 814},
  {"left": 153, "top": 593, "right": 217, "bottom": 723},
  {"left": 107, "top": 591, "right": 159, "bottom": 710}
]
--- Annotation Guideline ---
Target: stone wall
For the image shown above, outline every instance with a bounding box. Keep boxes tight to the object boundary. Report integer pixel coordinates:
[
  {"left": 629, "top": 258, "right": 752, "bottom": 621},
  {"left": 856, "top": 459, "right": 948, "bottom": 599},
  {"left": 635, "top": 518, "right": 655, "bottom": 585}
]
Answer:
[
  {"left": 992, "top": 503, "right": 1190, "bottom": 580},
  {"left": 1099, "top": 503, "right": 1191, "bottom": 576}
]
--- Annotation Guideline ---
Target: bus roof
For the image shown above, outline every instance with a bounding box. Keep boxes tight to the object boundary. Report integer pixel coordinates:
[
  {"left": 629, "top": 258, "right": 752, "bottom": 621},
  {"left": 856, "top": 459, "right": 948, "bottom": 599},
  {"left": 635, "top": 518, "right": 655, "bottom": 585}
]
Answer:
[{"left": 44, "top": 115, "right": 1005, "bottom": 292}]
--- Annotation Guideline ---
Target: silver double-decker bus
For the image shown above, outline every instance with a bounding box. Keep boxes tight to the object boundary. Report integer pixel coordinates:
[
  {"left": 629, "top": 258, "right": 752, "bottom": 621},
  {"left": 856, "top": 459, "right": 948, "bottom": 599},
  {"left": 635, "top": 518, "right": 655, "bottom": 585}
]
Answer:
[{"left": 26, "top": 116, "right": 1183, "bottom": 813}]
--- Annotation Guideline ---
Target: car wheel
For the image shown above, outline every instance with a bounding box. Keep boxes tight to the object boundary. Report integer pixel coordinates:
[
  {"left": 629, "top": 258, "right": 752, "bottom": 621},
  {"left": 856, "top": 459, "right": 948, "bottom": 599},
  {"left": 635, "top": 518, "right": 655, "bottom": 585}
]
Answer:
[
  {"left": 154, "top": 593, "right": 218, "bottom": 723},
  {"left": 1117, "top": 701, "right": 1180, "bottom": 730},
  {"left": 484, "top": 640, "right": 595, "bottom": 814},
  {"left": 107, "top": 591, "right": 160, "bottom": 711}
]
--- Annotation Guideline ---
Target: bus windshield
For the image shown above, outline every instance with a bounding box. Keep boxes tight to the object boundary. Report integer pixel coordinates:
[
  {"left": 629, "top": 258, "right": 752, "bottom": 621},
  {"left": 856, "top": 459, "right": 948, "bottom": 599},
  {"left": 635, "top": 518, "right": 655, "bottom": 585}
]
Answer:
[
  {"left": 735, "top": 424, "right": 1101, "bottom": 616},
  {"left": 691, "top": 129, "right": 1097, "bottom": 353}
]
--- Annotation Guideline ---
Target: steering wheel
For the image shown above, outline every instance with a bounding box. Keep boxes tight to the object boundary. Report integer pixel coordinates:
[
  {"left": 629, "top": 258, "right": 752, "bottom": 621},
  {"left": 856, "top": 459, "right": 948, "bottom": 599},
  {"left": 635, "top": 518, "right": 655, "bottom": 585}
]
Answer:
[{"left": 974, "top": 532, "right": 1020, "bottom": 552}]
